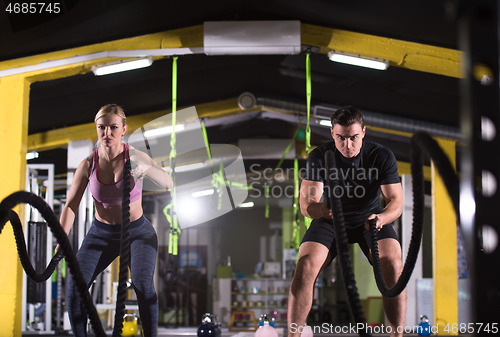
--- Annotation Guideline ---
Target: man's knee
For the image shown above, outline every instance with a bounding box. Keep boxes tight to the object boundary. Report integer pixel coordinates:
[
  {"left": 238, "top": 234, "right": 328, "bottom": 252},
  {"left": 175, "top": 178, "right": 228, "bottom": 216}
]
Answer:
[
  {"left": 297, "top": 254, "right": 319, "bottom": 272},
  {"left": 377, "top": 239, "right": 402, "bottom": 260},
  {"left": 294, "top": 254, "right": 326, "bottom": 285}
]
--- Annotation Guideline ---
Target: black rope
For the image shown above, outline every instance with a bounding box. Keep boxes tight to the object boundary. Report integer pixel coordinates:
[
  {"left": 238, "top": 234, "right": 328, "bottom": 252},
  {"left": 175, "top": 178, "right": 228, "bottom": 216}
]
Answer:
[
  {"left": 113, "top": 158, "right": 132, "bottom": 337},
  {"left": 7, "top": 208, "right": 64, "bottom": 282},
  {"left": 0, "top": 192, "right": 106, "bottom": 337},
  {"left": 412, "top": 132, "right": 459, "bottom": 215},
  {"left": 324, "top": 150, "right": 370, "bottom": 337},
  {"left": 370, "top": 132, "right": 460, "bottom": 298},
  {"left": 1, "top": 153, "right": 137, "bottom": 336}
]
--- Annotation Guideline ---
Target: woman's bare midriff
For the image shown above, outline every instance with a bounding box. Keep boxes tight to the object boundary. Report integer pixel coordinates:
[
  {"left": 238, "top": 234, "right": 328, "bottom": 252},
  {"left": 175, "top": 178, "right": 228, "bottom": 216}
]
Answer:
[{"left": 94, "top": 198, "right": 143, "bottom": 224}]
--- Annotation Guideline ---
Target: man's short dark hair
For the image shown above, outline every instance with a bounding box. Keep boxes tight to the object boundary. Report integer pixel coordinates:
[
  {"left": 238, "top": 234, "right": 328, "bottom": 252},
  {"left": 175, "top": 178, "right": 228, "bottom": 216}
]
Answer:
[{"left": 330, "top": 106, "right": 365, "bottom": 129}]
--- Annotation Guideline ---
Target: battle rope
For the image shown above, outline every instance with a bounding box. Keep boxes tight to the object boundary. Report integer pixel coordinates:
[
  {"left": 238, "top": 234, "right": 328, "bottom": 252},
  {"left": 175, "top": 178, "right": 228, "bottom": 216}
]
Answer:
[
  {"left": 0, "top": 192, "right": 106, "bottom": 337},
  {"left": 10, "top": 208, "right": 64, "bottom": 282},
  {"left": 367, "top": 132, "right": 425, "bottom": 298},
  {"left": 411, "top": 132, "right": 459, "bottom": 215},
  {"left": 324, "top": 150, "right": 370, "bottom": 337},
  {"left": 368, "top": 132, "right": 460, "bottom": 297},
  {"left": 113, "top": 158, "right": 132, "bottom": 336}
]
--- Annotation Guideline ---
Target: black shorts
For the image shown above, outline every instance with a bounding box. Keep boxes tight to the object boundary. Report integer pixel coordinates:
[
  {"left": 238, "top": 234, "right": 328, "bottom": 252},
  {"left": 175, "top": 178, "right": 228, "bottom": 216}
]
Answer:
[{"left": 301, "top": 217, "right": 399, "bottom": 265}]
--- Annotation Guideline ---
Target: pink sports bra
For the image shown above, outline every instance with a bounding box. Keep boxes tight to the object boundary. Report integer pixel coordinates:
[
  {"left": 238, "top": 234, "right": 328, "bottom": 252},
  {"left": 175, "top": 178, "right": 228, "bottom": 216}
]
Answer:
[{"left": 88, "top": 144, "right": 143, "bottom": 207}]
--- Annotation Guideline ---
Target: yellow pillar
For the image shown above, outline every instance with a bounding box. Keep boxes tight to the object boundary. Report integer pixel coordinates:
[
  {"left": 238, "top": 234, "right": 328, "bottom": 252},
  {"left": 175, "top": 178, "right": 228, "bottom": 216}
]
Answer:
[
  {"left": 432, "top": 138, "right": 458, "bottom": 334},
  {"left": 0, "top": 75, "right": 31, "bottom": 336}
]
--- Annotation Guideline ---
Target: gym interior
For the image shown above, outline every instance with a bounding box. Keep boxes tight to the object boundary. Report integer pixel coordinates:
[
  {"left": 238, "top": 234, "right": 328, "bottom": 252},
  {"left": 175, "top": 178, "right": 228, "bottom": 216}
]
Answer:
[{"left": 0, "top": 1, "right": 499, "bottom": 336}]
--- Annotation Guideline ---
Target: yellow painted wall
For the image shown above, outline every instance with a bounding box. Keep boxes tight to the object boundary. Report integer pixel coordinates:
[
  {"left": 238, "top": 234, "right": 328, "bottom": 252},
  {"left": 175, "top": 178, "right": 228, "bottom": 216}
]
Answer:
[
  {"left": 432, "top": 138, "right": 458, "bottom": 335},
  {"left": 0, "top": 75, "right": 32, "bottom": 336}
]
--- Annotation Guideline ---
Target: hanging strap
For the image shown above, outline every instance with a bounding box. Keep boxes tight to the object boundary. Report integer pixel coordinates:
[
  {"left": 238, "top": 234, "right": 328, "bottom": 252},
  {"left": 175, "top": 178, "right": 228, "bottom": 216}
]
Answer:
[
  {"left": 305, "top": 53, "right": 312, "bottom": 154},
  {"left": 291, "top": 158, "right": 300, "bottom": 249},
  {"left": 292, "top": 54, "right": 313, "bottom": 256},
  {"left": 164, "top": 56, "right": 180, "bottom": 286},
  {"left": 163, "top": 204, "right": 180, "bottom": 256},
  {"left": 203, "top": 124, "right": 249, "bottom": 209},
  {"left": 170, "top": 56, "right": 178, "bottom": 161},
  {"left": 201, "top": 120, "right": 215, "bottom": 175},
  {"left": 265, "top": 124, "right": 302, "bottom": 218},
  {"left": 169, "top": 56, "right": 179, "bottom": 249},
  {"left": 163, "top": 204, "right": 179, "bottom": 286},
  {"left": 169, "top": 56, "right": 179, "bottom": 239}
]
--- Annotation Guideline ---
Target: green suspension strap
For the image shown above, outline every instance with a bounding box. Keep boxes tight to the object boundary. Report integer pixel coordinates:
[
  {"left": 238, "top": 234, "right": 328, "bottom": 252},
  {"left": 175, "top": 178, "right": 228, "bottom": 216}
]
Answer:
[
  {"left": 202, "top": 121, "right": 250, "bottom": 209},
  {"left": 292, "top": 54, "right": 313, "bottom": 260},
  {"left": 210, "top": 162, "right": 251, "bottom": 210},
  {"left": 170, "top": 56, "right": 178, "bottom": 235},
  {"left": 201, "top": 120, "right": 220, "bottom": 208},
  {"left": 201, "top": 120, "right": 215, "bottom": 175},
  {"left": 265, "top": 124, "right": 302, "bottom": 218},
  {"left": 165, "top": 56, "right": 180, "bottom": 286},
  {"left": 305, "top": 53, "right": 312, "bottom": 154},
  {"left": 163, "top": 204, "right": 180, "bottom": 256},
  {"left": 217, "top": 162, "right": 225, "bottom": 210},
  {"left": 163, "top": 204, "right": 180, "bottom": 286},
  {"left": 305, "top": 54, "right": 313, "bottom": 223},
  {"left": 291, "top": 157, "right": 301, "bottom": 249},
  {"left": 201, "top": 120, "right": 224, "bottom": 210},
  {"left": 303, "top": 53, "right": 313, "bottom": 241}
]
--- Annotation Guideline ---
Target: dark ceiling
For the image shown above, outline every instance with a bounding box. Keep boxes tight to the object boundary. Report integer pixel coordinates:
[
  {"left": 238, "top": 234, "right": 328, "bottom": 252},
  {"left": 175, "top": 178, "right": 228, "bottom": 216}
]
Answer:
[{"left": 1, "top": 0, "right": 464, "bottom": 174}]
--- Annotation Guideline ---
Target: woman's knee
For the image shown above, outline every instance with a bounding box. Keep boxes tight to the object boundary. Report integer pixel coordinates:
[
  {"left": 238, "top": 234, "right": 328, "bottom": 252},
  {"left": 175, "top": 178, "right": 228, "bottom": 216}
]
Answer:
[{"left": 131, "top": 274, "right": 156, "bottom": 298}]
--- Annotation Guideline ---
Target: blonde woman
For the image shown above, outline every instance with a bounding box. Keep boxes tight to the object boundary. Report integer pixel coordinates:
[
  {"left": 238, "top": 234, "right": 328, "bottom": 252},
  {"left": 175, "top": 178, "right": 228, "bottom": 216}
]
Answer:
[{"left": 59, "top": 104, "right": 172, "bottom": 336}]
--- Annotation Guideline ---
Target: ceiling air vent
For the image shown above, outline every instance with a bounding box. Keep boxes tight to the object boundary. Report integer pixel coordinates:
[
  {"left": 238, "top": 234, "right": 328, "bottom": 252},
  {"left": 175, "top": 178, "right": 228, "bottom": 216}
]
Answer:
[{"left": 204, "top": 21, "right": 301, "bottom": 55}]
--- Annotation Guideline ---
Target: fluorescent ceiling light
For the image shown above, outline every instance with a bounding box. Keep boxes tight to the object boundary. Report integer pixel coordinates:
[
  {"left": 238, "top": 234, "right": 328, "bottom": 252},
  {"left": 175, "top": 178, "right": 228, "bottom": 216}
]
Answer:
[
  {"left": 238, "top": 202, "right": 254, "bottom": 208},
  {"left": 26, "top": 151, "right": 39, "bottom": 160},
  {"left": 319, "top": 119, "right": 332, "bottom": 127},
  {"left": 328, "top": 51, "right": 389, "bottom": 70},
  {"left": 191, "top": 189, "right": 215, "bottom": 198},
  {"left": 92, "top": 57, "right": 153, "bottom": 76},
  {"left": 143, "top": 124, "right": 185, "bottom": 138},
  {"left": 174, "top": 162, "right": 204, "bottom": 173}
]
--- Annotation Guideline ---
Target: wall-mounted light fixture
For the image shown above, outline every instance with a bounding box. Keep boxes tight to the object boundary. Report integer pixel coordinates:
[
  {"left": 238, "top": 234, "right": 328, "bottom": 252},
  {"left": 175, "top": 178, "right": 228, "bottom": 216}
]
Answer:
[
  {"left": 328, "top": 51, "right": 389, "bottom": 70},
  {"left": 92, "top": 57, "right": 153, "bottom": 76}
]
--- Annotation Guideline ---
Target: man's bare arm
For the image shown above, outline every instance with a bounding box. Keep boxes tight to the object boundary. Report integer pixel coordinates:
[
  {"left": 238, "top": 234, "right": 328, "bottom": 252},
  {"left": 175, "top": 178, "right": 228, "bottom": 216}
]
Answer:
[{"left": 299, "top": 180, "right": 332, "bottom": 219}]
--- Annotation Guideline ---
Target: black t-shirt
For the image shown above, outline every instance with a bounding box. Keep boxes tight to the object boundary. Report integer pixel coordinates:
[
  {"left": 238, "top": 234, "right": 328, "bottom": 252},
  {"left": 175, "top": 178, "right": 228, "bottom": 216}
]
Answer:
[{"left": 303, "top": 140, "right": 400, "bottom": 226}]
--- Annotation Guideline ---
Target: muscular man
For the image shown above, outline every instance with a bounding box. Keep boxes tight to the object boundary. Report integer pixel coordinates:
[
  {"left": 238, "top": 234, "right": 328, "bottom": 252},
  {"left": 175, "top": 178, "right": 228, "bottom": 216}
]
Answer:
[{"left": 288, "top": 106, "right": 406, "bottom": 337}]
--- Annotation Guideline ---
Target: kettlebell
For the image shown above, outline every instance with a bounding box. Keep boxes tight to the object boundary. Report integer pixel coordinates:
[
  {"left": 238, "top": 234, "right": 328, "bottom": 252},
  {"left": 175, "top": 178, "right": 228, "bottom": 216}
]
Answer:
[
  {"left": 418, "top": 315, "right": 431, "bottom": 336},
  {"left": 122, "top": 314, "right": 139, "bottom": 337},
  {"left": 197, "top": 313, "right": 221, "bottom": 337},
  {"left": 210, "top": 313, "right": 222, "bottom": 337}
]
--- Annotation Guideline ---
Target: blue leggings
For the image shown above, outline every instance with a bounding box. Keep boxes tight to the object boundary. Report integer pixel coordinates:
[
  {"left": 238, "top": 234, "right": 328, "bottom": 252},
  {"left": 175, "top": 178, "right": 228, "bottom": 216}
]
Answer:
[{"left": 67, "top": 215, "right": 158, "bottom": 336}]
